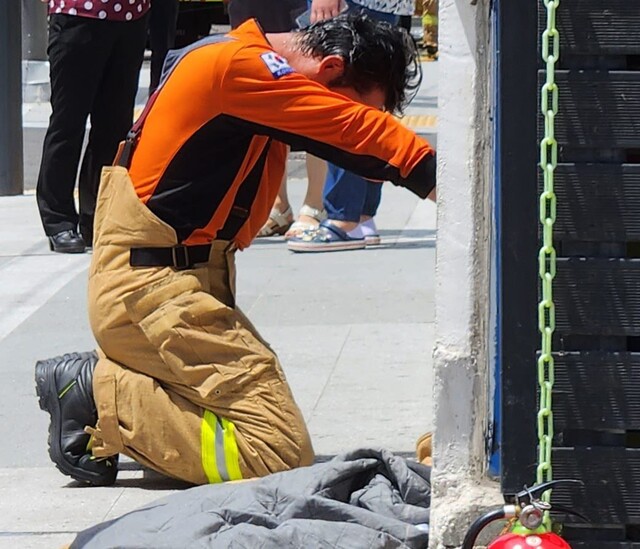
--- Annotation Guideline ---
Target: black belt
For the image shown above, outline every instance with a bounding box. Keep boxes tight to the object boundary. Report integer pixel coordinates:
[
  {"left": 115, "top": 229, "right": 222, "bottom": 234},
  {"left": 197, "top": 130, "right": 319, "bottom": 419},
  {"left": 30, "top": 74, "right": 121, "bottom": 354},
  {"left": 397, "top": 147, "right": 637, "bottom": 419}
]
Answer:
[{"left": 130, "top": 244, "right": 212, "bottom": 270}]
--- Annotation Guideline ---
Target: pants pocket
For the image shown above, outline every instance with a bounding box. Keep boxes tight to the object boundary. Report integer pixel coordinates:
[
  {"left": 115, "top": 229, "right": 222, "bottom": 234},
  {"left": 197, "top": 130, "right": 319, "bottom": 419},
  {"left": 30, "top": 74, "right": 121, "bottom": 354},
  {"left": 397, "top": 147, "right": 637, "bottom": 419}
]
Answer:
[
  {"left": 122, "top": 270, "right": 254, "bottom": 398},
  {"left": 91, "top": 355, "right": 126, "bottom": 457}
]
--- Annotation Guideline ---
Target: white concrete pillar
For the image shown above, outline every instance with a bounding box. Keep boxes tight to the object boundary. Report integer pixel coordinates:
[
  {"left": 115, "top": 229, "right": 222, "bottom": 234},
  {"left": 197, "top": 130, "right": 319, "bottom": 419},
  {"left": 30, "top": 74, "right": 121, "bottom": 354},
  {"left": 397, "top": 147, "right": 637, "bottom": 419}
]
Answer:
[{"left": 429, "top": 0, "right": 501, "bottom": 547}]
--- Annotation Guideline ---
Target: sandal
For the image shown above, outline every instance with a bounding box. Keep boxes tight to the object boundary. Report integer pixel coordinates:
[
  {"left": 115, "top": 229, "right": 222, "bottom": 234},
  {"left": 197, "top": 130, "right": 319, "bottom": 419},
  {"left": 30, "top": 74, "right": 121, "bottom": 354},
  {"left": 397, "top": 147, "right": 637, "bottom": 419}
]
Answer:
[
  {"left": 287, "top": 220, "right": 365, "bottom": 253},
  {"left": 284, "top": 204, "right": 327, "bottom": 240},
  {"left": 256, "top": 206, "right": 293, "bottom": 237},
  {"left": 347, "top": 218, "right": 381, "bottom": 246}
]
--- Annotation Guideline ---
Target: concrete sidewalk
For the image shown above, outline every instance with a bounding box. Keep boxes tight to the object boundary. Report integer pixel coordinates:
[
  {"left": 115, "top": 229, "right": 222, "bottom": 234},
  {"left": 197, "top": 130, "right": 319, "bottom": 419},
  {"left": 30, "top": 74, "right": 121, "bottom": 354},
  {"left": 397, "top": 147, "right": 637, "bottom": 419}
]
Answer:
[{"left": 1, "top": 61, "right": 438, "bottom": 548}]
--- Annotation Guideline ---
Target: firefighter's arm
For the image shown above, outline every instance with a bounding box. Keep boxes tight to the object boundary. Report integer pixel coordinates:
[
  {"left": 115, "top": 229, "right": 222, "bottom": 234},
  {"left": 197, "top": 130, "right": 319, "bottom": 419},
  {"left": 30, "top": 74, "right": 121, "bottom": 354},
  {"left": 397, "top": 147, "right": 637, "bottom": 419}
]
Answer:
[{"left": 220, "top": 51, "right": 436, "bottom": 199}]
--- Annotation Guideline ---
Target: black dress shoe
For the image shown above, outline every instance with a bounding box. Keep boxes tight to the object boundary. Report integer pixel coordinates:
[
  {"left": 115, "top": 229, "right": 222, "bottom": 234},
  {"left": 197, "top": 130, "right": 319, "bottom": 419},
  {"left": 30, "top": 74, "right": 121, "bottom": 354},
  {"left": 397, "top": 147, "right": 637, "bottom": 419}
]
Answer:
[
  {"left": 48, "top": 230, "right": 86, "bottom": 253},
  {"left": 35, "top": 352, "right": 118, "bottom": 486}
]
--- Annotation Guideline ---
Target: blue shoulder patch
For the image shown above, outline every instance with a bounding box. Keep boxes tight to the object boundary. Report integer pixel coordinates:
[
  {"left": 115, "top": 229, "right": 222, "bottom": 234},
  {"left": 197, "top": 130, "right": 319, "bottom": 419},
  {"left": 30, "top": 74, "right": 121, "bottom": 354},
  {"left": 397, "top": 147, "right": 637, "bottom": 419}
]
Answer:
[{"left": 260, "top": 52, "right": 294, "bottom": 79}]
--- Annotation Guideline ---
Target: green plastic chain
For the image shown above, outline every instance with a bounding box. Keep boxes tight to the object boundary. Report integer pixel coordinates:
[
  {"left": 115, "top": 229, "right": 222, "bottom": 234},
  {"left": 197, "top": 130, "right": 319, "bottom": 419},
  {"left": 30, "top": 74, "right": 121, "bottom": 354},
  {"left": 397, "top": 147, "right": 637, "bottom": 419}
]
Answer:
[{"left": 537, "top": 0, "right": 560, "bottom": 518}]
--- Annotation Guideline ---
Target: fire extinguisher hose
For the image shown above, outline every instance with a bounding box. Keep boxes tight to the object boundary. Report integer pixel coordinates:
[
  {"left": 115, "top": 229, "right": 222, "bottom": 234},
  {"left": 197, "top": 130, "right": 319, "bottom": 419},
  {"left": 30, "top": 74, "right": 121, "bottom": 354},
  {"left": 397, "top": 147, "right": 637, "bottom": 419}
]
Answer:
[{"left": 461, "top": 508, "right": 507, "bottom": 549}]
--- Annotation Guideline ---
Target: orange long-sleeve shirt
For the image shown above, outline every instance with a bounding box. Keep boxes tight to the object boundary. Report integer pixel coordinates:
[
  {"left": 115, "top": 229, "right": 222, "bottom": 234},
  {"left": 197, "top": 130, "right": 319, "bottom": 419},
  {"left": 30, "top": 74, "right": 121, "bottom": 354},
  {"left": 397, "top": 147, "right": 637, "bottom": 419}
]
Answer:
[{"left": 128, "top": 19, "right": 436, "bottom": 249}]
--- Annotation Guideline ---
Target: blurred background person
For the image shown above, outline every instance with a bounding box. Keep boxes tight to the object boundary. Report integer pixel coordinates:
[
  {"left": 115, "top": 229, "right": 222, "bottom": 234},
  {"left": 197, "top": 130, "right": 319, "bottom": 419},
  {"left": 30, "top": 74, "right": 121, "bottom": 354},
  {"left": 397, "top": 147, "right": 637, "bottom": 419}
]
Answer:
[
  {"left": 416, "top": 0, "right": 438, "bottom": 57},
  {"left": 37, "top": 0, "right": 149, "bottom": 253},
  {"left": 149, "top": 0, "right": 180, "bottom": 95},
  {"left": 288, "top": 0, "right": 416, "bottom": 252}
]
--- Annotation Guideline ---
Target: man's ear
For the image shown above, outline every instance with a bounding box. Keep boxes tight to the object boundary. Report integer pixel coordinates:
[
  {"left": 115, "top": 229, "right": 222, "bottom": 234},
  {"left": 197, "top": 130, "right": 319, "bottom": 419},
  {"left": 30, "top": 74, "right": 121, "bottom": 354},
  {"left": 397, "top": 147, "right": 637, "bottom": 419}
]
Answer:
[{"left": 316, "top": 55, "right": 345, "bottom": 85}]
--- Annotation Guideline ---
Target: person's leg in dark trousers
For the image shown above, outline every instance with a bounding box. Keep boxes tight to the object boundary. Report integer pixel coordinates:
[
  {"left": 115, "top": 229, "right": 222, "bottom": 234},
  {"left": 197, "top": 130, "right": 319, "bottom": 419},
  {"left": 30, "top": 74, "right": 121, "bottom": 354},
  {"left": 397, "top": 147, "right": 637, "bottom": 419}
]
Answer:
[
  {"left": 323, "top": 164, "right": 367, "bottom": 223},
  {"left": 78, "top": 15, "right": 148, "bottom": 243},
  {"left": 149, "top": 0, "right": 178, "bottom": 94},
  {"left": 37, "top": 15, "right": 113, "bottom": 244},
  {"left": 362, "top": 180, "right": 382, "bottom": 218}
]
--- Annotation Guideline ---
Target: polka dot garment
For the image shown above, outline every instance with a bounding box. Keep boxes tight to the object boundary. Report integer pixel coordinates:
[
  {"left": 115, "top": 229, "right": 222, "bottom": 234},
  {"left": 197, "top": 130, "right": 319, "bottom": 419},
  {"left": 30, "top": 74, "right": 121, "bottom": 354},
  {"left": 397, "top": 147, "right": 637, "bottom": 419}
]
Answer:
[{"left": 48, "top": 0, "right": 149, "bottom": 22}]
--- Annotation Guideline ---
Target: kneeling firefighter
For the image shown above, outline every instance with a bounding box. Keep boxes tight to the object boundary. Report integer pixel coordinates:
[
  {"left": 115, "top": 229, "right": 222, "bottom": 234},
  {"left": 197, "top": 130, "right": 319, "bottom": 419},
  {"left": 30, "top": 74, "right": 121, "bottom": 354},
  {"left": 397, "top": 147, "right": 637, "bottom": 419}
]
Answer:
[{"left": 35, "top": 12, "right": 436, "bottom": 486}]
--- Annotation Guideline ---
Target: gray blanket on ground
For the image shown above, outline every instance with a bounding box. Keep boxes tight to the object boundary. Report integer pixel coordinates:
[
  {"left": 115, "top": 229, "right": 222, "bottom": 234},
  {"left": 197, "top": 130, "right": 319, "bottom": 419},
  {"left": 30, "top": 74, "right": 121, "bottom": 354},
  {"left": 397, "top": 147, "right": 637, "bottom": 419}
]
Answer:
[{"left": 71, "top": 448, "right": 431, "bottom": 549}]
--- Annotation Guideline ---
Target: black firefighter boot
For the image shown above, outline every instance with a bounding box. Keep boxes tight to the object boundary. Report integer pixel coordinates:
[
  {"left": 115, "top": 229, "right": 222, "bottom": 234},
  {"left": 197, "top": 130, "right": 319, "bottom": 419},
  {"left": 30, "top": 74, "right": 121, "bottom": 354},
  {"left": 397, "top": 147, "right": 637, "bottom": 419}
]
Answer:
[{"left": 35, "top": 351, "right": 118, "bottom": 486}]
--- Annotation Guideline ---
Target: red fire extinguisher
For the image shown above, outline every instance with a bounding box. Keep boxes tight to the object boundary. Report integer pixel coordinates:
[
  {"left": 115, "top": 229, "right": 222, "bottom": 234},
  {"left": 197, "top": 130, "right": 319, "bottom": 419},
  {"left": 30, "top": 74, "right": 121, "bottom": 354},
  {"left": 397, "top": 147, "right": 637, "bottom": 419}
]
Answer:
[{"left": 461, "top": 480, "right": 585, "bottom": 549}]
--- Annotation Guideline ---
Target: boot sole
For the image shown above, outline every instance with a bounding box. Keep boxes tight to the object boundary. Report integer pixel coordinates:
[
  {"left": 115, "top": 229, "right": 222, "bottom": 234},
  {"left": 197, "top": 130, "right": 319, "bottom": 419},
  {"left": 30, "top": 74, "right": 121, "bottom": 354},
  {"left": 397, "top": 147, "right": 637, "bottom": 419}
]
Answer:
[{"left": 35, "top": 359, "right": 114, "bottom": 486}]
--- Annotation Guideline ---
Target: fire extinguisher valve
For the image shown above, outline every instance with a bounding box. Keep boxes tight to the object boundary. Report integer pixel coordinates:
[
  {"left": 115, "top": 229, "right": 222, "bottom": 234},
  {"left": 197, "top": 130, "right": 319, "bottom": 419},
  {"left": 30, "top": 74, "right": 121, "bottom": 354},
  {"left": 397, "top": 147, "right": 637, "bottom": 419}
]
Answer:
[{"left": 519, "top": 501, "right": 551, "bottom": 530}]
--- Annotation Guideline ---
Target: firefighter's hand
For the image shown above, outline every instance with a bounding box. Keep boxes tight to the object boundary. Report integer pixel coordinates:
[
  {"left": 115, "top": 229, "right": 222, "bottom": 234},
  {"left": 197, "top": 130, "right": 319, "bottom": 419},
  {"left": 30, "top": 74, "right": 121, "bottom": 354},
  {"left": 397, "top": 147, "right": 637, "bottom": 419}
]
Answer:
[{"left": 309, "top": 0, "right": 344, "bottom": 23}]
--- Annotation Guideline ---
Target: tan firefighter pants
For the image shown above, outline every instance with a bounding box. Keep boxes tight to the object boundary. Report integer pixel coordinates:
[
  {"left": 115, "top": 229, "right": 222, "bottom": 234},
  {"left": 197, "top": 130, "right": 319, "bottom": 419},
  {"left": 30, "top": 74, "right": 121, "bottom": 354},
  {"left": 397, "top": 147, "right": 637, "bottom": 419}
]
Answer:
[{"left": 86, "top": 166, "right": 314, "bottom": 485}]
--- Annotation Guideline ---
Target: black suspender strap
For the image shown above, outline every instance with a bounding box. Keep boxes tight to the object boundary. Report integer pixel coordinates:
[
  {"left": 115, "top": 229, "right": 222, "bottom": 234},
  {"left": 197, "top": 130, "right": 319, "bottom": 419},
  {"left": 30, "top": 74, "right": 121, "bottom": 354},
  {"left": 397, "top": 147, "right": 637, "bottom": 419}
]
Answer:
[
  {"left": 116, "top": 35, "right": 234, "bottom": 170},
  {"left": 116, "top": 89, "right": 161, "bottom": 168}
]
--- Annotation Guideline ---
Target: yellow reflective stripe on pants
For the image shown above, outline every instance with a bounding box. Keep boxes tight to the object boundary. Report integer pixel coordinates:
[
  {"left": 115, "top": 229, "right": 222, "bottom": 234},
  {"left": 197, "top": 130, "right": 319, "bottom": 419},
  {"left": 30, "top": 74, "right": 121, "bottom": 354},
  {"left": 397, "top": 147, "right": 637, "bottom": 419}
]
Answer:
[
  {"left": 220, "top": 417, "right": 243, "bottom": 481},
  {"left": 201, "top": 410, "right": 243, "bottom": 483}
]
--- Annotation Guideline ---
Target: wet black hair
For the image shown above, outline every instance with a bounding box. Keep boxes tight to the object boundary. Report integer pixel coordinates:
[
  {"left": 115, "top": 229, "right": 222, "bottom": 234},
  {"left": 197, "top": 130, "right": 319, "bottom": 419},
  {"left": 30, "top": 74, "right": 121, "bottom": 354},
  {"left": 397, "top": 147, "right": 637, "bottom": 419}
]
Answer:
[{"left": 296, "top": 11, "right": 422, "bottom": 115}]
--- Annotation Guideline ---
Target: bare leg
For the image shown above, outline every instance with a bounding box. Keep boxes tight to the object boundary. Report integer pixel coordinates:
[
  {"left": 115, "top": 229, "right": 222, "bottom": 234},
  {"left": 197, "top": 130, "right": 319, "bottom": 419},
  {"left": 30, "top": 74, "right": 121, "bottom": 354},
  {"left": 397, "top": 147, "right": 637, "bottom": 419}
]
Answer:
[
  {"left": 283, "top": 154, "right": 328, "bottom": 238},
  {"left": 302, "top": 154, "right": 326, "bottom": 211},
  {"left": 297, "top": 154, "right": 326, "bottom": 224},
  {"left": 271, "top": 159, "right": 291, "bottom": 214},
  {"left": 272, "top": 150, "right": 324, "bottom": 217},
  {"left": 256, "top": 150, "right": 293, "bottom": 238}
]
